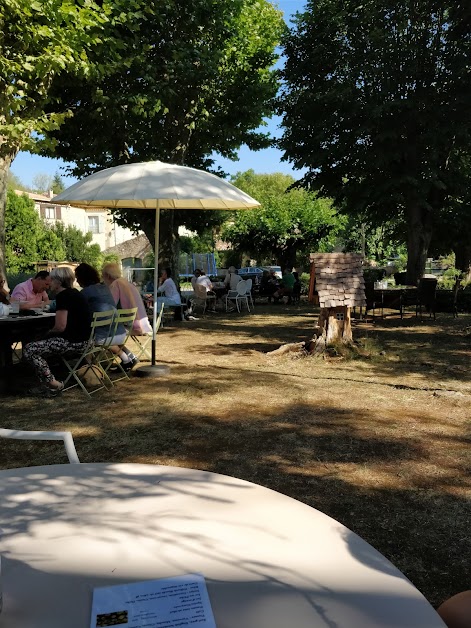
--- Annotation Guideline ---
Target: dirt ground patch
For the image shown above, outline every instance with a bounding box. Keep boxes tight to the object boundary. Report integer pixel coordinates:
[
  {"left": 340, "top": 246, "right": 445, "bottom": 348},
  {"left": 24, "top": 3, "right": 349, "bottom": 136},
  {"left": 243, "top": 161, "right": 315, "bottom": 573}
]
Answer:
[{"left": 3, "top": 302, "right": 471, "bottom": 608}]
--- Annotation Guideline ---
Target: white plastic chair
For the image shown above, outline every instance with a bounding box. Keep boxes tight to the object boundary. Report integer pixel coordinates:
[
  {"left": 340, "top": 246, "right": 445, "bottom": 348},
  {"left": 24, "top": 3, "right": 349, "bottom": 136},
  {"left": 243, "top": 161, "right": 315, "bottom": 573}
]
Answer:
[
  {"left": 225, "top": 280, "right": 250, "bottom": 313},
  {"left": 0, "top": 428, "right": 81, "bottom": 464}
]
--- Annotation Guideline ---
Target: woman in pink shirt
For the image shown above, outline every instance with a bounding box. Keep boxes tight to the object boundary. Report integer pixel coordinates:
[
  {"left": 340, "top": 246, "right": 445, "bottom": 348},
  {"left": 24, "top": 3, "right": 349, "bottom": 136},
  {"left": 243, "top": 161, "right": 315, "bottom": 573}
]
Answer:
[{"left": 101, "top": 263, "right": 152, "bottom": 335}]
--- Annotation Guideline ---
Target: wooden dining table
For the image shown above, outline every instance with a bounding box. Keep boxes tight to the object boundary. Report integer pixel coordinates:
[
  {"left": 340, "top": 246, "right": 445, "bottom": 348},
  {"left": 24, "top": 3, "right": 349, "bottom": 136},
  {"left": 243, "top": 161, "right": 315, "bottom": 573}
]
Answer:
[{"left": 0, "top": 463, "right": 445, "bottom": 627}]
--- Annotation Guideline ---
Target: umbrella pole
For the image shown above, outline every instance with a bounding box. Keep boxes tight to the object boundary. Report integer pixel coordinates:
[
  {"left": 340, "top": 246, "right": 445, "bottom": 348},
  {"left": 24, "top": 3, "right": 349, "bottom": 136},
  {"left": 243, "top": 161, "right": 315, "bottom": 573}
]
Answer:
[
  {"left": 136, "top": 203, "right": 169, "bottom": 378},
  {"left": 152, "top": 205, "right": 160, "bottom": 366}
]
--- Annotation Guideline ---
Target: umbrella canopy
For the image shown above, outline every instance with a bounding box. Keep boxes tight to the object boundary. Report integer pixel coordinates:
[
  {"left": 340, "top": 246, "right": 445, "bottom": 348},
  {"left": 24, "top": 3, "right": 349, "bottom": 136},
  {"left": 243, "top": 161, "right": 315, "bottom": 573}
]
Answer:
[
  {"left": 52, "top": 160, "right": 259, "bottom": 210},
  {"left": 52, "top": 160, "right": 260, "bottom": 370}
]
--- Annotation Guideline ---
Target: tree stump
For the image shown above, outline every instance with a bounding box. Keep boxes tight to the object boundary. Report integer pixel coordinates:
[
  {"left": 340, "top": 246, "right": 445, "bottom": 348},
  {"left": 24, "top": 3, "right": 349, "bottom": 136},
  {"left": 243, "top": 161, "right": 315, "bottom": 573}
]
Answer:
[{"left": 318, "top": 306, "right": 352, "bottom": 345}]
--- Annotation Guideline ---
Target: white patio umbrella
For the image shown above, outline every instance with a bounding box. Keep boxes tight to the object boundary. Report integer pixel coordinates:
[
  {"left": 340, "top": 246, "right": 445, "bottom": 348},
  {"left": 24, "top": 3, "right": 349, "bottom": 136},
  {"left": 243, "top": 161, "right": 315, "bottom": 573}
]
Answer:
[{"left": 52, "top": 160, "right": 260, "bottom": 375}]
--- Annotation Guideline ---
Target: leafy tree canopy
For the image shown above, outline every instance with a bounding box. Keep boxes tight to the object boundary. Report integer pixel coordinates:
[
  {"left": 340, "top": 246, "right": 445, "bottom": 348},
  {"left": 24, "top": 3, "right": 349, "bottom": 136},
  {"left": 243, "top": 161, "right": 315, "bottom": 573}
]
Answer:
[
  {"left": 50, "top": 222, "right": 102, "bottom": 268},
  {"left": 41, "top": 0, "right": 285, "bottom": 269},
  {"left": 0, "top": 0, "right": 110, "bottom": 277},
  {"left": 7, "top": 171, "right": 28, "bottom": 192},
  {"left": 32, "top": 173, "right": 53, "bottom": 195},
  {"left": 222, "top": 170, "right": 342, "bottom": 269},
  {"left": 52, "top": 172, "right": 65, "bottom": 194},
  {"left": 279, "top": 0, "right": 471, "bottom": 283},
  {"left": 5, "top": 190, "right": 64, "bottom": 272}
]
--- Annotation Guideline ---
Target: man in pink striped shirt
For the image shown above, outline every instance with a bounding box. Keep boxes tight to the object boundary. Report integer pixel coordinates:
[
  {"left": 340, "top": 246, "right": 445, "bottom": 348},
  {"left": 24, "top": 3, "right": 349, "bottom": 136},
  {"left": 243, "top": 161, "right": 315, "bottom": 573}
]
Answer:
[{"left": 11, "top": 271, "right": 51, "bottom": 310}]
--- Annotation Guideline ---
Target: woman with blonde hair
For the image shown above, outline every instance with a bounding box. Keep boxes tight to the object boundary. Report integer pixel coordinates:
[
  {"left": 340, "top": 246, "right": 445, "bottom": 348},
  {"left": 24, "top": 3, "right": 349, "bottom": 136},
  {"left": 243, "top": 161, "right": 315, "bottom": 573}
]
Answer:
[
  {"left": 102, "top": 262, "right": 152, "bottom": 335},
  {"left": 23, "top": 266, "right": 91, "bottom": 396}
]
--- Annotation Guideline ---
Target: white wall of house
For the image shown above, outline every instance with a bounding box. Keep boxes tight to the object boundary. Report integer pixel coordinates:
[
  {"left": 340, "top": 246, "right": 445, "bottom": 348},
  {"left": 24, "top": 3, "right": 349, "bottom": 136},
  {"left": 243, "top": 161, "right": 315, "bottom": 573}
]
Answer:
[{"left": 16, "top": 190, "right": 137, "bottom": 250}]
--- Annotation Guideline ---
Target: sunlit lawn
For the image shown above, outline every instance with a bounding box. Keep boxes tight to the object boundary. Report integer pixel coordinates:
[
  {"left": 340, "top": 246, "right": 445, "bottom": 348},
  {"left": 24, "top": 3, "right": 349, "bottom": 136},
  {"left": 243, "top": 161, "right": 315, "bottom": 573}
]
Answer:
[{"left": 3, "top": 301, "right": 471, "bottom": 608}]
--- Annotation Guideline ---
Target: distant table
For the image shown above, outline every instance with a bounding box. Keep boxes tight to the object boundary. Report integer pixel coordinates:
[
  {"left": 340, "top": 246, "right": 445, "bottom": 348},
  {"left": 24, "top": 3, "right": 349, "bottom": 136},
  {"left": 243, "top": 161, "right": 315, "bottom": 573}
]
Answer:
[
  {"left": 211, "top": 282, "right": 227, "bottom": 300},
  {"left": 0, "top": 312, "right": 55, "bottom": 368},
  {"left": 373, "top": 287, "right": 418, "bottom": 318},
  {"left": 0, "top": 463, "right": 445, "bottom": 628}
]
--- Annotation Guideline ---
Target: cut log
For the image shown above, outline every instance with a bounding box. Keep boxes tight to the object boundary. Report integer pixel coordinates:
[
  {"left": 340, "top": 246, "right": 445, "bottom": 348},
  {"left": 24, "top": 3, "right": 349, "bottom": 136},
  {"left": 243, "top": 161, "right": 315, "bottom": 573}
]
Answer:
[{"left": 266, "top": 342, "right": 305, "bottom": 357}]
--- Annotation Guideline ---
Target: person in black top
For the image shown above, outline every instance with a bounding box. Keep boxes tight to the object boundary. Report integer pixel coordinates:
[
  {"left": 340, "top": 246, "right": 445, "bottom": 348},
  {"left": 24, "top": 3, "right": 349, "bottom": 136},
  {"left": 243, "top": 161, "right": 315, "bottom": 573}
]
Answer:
[
  {"left": 23, "top": 266, "right": 91, "bottom": 396},
  {"left": 74, "top": 262, "right": 138, "bottom": 370}
]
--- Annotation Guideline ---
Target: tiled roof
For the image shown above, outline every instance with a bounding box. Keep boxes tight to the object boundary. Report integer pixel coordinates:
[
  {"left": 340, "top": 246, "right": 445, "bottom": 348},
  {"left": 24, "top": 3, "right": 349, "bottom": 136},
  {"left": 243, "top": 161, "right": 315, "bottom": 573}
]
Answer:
[
  {"left": 310, "top": 252, "right": 366, "bottom": 307},
  {"left": 103, "top": 234, "right": 151, "bottom": 260}
]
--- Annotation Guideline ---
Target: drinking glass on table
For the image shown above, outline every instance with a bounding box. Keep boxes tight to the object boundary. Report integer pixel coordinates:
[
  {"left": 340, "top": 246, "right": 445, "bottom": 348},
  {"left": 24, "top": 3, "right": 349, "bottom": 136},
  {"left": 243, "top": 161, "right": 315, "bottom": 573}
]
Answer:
[{"left": 10, "top": 301, "right": 19, "bottom": 314}]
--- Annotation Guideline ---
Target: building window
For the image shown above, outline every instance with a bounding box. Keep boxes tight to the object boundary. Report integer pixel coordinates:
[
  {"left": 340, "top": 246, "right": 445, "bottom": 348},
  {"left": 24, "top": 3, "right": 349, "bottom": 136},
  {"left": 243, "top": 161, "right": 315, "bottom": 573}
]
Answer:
[
  {"left": 45, "top": 205, "right": 55, "bottom": 219},
  {"left": 39, "top": 204, "right": 61, "bottom": 220},
  {"left": 88, "top": 216, "right": 100, "bottom": 234}
]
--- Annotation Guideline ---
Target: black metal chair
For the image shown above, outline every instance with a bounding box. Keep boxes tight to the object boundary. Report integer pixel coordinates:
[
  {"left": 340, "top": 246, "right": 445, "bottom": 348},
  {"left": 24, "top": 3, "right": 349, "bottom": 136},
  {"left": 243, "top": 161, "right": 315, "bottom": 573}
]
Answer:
[
  {"left": 416, "top": 278, "right": 437, "bottom": 320},
  {"left": 291, "top": 280, "right": 301, "bottom": 305},
  {"left": 363, "top": 282, "right": 378, "bottom": 318}
]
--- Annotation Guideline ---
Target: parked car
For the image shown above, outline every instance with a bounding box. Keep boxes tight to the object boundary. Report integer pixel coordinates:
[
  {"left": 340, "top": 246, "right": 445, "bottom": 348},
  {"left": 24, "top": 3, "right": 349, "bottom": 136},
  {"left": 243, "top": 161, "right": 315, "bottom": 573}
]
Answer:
[
  {"left": 262, "top": 266, "right": 282, "bottom": 279},
  {"left": 237, "top": 267, "right": 264, "bottom": 277},
  {"left": 237, "top": 267, "right": 264, "bottom": 286}
]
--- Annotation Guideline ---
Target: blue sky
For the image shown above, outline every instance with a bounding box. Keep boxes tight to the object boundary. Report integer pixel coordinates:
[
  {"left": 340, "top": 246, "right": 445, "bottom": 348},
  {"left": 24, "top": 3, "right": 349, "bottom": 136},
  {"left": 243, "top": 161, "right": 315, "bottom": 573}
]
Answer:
[{"left": 11, "top": 0, "right": 306, "bottom": 189}]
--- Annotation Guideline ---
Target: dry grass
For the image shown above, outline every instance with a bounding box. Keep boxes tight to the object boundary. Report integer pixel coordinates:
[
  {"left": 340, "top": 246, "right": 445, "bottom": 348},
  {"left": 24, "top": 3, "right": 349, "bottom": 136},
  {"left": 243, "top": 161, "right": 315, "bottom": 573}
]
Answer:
[{"left": 3, "top": 302, "right": 471, "bottom": 608}]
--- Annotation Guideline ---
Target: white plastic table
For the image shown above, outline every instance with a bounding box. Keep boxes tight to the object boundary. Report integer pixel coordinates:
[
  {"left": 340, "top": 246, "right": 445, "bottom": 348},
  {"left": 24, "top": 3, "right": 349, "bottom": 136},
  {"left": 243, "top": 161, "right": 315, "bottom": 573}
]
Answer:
[{"left": 0, "top": 463, "right": 445, "bottom": 627}]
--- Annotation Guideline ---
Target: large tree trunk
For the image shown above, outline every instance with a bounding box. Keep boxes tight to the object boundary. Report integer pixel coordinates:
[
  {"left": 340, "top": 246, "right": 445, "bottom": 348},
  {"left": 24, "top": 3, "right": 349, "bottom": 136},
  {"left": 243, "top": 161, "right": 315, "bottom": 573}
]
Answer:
[
  {"left": 159, "top": 209, "right": 181, "bottom": 284},
  {"left": 0, "top": 152, "right": 15, "bottom": 290},
  {"left": 405, "top": 203, "right": 433, "bottom": 285},
  {"left": 454, "top": 243, "right": 471, "bottom": 283}
]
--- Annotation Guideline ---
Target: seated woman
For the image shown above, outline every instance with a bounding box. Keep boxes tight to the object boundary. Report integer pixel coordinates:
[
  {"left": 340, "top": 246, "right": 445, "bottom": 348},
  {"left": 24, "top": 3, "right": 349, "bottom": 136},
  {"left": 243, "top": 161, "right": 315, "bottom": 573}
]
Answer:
[
  {"left": 23, "top": 267, "right": 91, "bottom": 396},
  {"left": 224, "top": 266, "right": 241, "bottom": 291},
  {"left": 156, "top": 268, "right": 181, "bottom": 311},
  {"left": 102, "top": 262, "right": 152, "bottom": 335},
  {"left": 74, "top": 263, "right": 138, "bottom": 371}
]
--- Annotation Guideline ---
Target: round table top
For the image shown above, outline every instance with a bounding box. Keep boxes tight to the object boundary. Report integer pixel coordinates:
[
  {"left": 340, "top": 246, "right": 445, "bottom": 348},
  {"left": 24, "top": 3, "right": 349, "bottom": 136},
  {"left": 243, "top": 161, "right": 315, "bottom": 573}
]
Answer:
[{"left": 0, "top": 463, "right": 444, "bottom": 628}]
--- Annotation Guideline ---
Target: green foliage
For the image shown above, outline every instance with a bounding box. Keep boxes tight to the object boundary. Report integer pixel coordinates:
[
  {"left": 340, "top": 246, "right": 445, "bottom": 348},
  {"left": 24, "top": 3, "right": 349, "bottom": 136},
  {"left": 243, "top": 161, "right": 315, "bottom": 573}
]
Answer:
[
  {"left": 50, "top": 222, "right": 102, "bottom": 267},
  {"left": 36, "top": 224, "right": 66, "bottom": 262},
  {"left": 0, "top": 0, "right": 108, "bottom": 159},
  {"left": 0, "top": 0, "right": 109, "bottom": 278},
  {"left": 51, "top": 172, "right": 65, "bottom": 194},
  {"left": 40, "top": 0, "right": 285, "bottom": 261},
  {"left": 102, "top": 252, "right": 121, "bottom": 266},
  {"left": 5, "top": 191, "right": 43, "bottom": 272},
  {"left": 32, "top": 173, "right": 53, "bottom": 195},
  {"left": 222, "top": 170, "right": 342, "bottom": 269},
  {"left": 4, "top": 192, "right": 102, "bottom": 272},
  {"left": 7, "top": 172, "right": 28, "bottom": 192},
  {"left": 341, "top": 217, "right": 407, "bottom": 267},
  {"left": 300, "top": 272, "right": 310, "bottom": 295},
  {"left": 279, "top": 1, "right": 471, "bottom": 283},
  {"left": 362, "top": 267, "right": 386, "bottom": 284},
  {"left": 180, "top": 233, "right": 216, "bottom": 255}
]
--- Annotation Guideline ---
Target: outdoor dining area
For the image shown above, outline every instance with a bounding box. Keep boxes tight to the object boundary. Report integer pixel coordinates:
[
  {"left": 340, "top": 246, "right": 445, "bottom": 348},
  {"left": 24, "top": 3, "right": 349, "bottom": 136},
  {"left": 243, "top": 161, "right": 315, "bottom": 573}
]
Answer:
[
  {"left": 1, "top": 160, "right": 468, "bottom": 628},
  {"left": 1, "top": 263, "right": 467, "bottom": 627}
]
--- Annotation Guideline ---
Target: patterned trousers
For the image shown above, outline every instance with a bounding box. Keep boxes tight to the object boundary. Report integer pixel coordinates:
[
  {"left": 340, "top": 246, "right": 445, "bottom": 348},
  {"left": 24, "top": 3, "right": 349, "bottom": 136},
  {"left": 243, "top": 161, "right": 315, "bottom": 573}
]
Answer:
[{"left": 23, "top": 337, "right": 89, "bottom": 384}]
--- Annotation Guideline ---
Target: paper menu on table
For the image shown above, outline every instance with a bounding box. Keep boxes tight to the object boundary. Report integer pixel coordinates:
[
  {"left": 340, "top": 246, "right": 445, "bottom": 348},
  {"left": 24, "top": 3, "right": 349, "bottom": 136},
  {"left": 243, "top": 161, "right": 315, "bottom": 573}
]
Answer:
[{"left": 89, "top": 573, "right": 217, "bottom": 628}]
